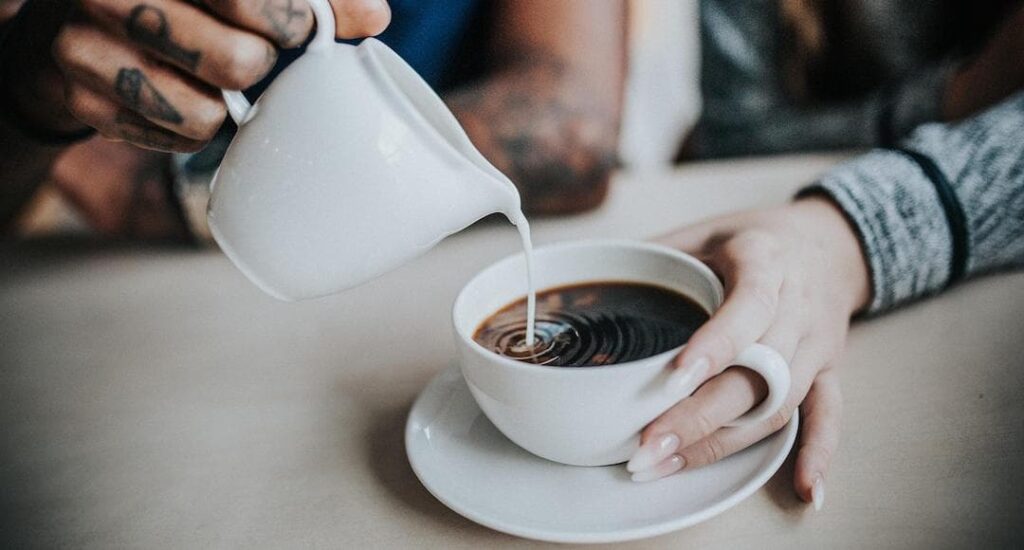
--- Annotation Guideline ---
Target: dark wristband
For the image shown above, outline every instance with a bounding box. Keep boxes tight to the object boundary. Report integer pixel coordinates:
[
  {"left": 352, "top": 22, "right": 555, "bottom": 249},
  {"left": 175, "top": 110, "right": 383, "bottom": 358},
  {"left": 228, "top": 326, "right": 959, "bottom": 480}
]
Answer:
[{"left": 892, "top": 147, "right": 969, "bottom": 287}]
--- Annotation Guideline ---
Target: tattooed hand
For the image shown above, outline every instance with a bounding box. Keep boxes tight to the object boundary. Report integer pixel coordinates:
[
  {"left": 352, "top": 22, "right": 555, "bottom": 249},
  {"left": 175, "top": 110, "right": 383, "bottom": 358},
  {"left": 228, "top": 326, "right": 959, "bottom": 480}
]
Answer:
[{"left": 15, "top": 0, "right": 391, "bottom": 151}]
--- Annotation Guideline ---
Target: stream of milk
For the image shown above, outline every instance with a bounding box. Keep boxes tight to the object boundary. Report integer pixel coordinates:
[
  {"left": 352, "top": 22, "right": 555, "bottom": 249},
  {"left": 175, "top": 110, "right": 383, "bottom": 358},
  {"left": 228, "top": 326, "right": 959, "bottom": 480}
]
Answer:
[{"left": 507, "top": 211, "right": 536, "bottom": 347}]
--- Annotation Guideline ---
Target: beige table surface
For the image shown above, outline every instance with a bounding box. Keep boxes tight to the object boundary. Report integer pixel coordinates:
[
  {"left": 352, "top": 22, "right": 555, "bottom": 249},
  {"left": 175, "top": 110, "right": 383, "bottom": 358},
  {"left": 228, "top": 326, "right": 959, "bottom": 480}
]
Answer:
[{"left": 2, "top": 154, "right": 1023, "bottom": 548}]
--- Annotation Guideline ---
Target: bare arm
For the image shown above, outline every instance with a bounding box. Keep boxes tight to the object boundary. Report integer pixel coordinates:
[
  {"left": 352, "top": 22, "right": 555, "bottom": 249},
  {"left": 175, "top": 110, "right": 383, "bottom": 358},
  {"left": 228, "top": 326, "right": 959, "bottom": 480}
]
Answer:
[{"left": 445, "top": 0, "right": 626, "bottom": 215}]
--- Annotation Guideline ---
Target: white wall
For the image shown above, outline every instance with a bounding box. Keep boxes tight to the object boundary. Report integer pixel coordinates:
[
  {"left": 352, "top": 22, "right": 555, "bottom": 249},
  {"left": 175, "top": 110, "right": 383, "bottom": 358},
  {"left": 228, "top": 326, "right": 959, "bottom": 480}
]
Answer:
[{"left": 619, "top": 0, "right": 701, "bottom": 171}]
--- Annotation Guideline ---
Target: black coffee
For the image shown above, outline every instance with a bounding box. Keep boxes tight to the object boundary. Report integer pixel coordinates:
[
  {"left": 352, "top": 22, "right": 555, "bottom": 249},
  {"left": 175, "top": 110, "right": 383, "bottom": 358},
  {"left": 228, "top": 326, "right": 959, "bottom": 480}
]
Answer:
[{"left": 473, "top": 281, "right": 709, "bottom": 367}]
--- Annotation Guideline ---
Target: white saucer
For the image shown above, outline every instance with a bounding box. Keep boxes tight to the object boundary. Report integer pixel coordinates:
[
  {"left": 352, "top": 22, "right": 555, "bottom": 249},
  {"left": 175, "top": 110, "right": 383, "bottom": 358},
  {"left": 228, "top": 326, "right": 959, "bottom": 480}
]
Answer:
[{"left": 405, "top": 365, "right": 799, "bottom": 543}]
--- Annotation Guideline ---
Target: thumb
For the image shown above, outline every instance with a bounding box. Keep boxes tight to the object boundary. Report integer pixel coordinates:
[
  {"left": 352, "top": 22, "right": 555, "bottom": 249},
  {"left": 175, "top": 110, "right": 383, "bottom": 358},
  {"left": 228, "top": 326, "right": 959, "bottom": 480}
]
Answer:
[{"left": 330, "top": 0, "right": 392, "bottom": 39}]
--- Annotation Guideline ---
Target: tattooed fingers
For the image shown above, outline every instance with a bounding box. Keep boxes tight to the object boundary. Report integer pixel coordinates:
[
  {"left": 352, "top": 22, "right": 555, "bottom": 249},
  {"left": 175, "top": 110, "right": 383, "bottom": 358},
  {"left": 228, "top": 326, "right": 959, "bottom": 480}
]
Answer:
[
  {"left": 54, "top": 22, "right": 226, "bottom": 140},
  {"left": 50, "top": 0, "right": 285, "bottom": 151},
  {"left": 200, "top": 0, "right": 313, "bottom": 48},
  {"left": 70, "top": 0, "right": 279, "bottom": 90},
  {"left": 62, "top": 85, "right": 205, "bottom": 152},
  {"left": 48, "top": 0, "right": 390, "bottom": 152}
]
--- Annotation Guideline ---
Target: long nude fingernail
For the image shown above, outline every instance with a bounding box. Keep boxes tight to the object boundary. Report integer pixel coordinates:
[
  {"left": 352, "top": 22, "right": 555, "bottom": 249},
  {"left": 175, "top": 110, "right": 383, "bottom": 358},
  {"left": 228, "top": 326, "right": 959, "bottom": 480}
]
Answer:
[
  {"left": 812, "top": 475, "right": 826, "bottom": 511},
  {"left": 631, "top": 454, "right": 685, "bottom": 482},
  {"left": 665, "top": 356, "right": 709, "bottom": 398},
  {"left": 627, "top": 433, "right": 680, "bottom": 473}
]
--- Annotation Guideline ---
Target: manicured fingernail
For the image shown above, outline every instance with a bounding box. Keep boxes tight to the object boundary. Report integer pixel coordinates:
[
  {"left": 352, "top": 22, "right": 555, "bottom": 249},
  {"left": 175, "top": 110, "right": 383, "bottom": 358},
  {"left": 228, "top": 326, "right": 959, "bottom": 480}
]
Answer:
[
  {"left": 631, "top": 454, "right": 685, "bottom": 482},
  {"left": 626, "top": 433, "right": 680, "bottom": 473},
  {"left": 665, "top": 356, "right": 709, "bottom": 398},
  {"left": 812, "top": 475, "right": 825, "bottom": 511}
]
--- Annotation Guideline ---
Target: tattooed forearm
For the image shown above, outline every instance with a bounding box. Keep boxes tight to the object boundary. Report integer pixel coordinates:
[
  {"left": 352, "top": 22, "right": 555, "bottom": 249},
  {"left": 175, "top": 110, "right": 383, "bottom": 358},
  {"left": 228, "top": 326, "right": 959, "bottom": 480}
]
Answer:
[
  {"left": 115, "top": 67, "right": 183, "bottom": 124},
  {"left": 446, "top": 57, "right": 620, "bottom": 215},
  {"left": 262, "top": 0, "right": 307, "bottom": 45},
  {"left": 126, "top": 4, "right": 201, "bottom": 72}
]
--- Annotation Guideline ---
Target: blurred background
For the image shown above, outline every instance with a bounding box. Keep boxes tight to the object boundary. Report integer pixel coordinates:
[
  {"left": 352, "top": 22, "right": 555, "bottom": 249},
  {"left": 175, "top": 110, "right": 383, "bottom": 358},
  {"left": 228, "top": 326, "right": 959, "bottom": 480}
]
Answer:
[{"left": 8, "top": 0, "right": 702, "bottom": 237}]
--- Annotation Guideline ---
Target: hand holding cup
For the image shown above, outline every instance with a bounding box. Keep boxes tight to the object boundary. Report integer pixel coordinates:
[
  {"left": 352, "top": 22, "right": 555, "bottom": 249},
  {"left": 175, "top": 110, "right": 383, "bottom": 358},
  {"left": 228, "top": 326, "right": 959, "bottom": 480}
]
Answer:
[{"left": 632, "top": 196, "right": 871, "bottom": 509}]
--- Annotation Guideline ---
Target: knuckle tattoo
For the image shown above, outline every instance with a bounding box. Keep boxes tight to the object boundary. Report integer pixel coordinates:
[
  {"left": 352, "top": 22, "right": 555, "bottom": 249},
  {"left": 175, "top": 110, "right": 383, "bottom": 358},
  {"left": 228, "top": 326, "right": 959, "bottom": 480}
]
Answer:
[
  {"left": 125, "top": 4, "right": 202, "bottom": 72},
  {"left": 261, "top": 0, "right": 309, "bottom": 45},
  {"left": 115, "top": 112, "right": 195, "bottom": 151},
  {"left": 114, "top": 67, "right": 183, "bottom": 125}
]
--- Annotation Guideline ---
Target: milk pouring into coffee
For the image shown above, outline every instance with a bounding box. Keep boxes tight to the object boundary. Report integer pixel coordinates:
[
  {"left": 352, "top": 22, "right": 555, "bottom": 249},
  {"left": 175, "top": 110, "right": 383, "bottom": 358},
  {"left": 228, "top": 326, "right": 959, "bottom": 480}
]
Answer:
[
  {"left": 206, "top": 0, "right": 539, "bottom": 341},
  {"left": 509, "top": 213, "right": 537, "bottom": 347}
]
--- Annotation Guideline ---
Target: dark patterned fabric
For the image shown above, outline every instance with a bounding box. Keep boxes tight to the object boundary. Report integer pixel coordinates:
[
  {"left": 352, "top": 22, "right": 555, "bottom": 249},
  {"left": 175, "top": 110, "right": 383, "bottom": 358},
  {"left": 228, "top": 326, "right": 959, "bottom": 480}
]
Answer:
[{"left": 695, "top": 0, "right": 988, "bottom": 157}]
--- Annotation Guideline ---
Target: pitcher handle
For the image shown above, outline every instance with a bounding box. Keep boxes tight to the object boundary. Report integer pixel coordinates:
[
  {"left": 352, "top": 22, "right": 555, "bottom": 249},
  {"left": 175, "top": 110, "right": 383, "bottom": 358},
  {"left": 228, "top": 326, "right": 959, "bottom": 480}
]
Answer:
[{"left": 220, "top": 0, "right": 337, "bottom": 125}]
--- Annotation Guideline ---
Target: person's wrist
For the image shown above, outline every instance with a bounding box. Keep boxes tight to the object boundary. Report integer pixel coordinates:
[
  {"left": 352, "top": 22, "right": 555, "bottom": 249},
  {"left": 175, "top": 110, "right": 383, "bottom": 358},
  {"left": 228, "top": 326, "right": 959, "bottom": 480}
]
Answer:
[{"left": 793, "top": 195, "right": 873, "bottom": 315}]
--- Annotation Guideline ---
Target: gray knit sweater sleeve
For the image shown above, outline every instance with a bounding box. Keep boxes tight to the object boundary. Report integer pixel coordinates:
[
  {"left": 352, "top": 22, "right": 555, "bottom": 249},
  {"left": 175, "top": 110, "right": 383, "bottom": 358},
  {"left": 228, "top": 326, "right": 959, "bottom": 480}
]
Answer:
[{"left": 806, "top": 91, "right": 1024, "bottom": 313}]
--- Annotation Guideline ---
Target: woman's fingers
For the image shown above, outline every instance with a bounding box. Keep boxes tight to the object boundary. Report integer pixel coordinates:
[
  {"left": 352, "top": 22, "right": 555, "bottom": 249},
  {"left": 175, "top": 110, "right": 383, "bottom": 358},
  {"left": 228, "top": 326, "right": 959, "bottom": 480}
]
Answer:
[
  {"left": 630, "top": 454, "right": 685, "bottom": 483},
  {"left": 631, "top": 336, "right": 832, "bottom": 482},
  {"left": 628, "top": 366, "right": 766, "bottom": 474},
  {"left": 672, "top": 340, "right": 826, "bottom": 469},
  {"left": 54, "top": 23, "right": 226, "bottom": 142},
  {"left": 636, "top": 369, "right": 842, "bottom": 511},
  {"left": 668, "top": 231, "right": 784, "bottom": 394},
  {"left": 794, "top": 368, "right": 842, "bottom": 510}
]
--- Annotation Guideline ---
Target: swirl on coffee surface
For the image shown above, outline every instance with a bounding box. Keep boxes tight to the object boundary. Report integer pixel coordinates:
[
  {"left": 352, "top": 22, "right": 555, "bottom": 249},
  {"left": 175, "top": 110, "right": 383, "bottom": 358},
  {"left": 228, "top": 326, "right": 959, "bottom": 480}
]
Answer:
[{"left": 473, "top": 282, "right": 709, "bottom": 367}]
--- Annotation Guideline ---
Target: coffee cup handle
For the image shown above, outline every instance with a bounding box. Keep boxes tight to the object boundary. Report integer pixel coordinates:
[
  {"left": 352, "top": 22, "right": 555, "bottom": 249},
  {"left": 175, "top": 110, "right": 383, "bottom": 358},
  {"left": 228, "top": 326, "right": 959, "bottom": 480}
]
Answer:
[
  {"left": 220, "top": 0, "right": 337, "bottom": 125},
  {"left": 721, "top": 343, "right": 791, "bottom": 427}
]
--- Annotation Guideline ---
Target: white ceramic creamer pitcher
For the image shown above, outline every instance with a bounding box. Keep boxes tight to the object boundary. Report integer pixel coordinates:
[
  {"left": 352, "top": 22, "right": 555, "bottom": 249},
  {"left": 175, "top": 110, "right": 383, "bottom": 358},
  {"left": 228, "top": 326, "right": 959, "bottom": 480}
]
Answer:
[{"left": 208, "top": 0, "right": 523, "bottom": 301}]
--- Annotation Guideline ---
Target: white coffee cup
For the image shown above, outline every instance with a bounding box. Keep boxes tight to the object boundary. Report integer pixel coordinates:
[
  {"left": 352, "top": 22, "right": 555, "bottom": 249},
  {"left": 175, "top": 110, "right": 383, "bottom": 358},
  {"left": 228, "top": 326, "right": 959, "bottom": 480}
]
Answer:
[
  {"left": 452, "top": 239, "right": 791, "bottom": 466},
  {"left": 208, "top": 0, "right": 521, "bottom": 301}
]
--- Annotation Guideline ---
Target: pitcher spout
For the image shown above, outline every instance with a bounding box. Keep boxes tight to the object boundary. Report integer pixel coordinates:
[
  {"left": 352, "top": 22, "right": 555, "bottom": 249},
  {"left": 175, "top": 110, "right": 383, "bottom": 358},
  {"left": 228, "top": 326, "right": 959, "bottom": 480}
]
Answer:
[{"left": 357, "top": 38, "right": 522, "bottom": 212}]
